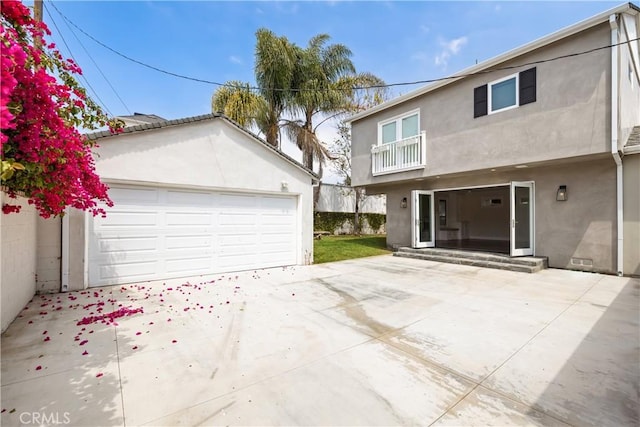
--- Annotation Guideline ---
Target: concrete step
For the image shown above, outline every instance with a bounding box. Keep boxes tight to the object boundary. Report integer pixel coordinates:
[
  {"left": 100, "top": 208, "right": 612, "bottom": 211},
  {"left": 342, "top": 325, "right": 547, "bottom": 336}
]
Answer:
[{"left": 394, "top": 247, "right": 547, "bottom": 273}]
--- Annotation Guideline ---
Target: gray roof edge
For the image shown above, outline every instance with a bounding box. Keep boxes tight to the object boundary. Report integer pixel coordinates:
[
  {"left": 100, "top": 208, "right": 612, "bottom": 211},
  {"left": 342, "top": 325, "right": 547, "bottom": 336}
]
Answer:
[
  {"left": 85, "top": 113, "right": 318, "bottom": 180},
  {"left": 624, "top": 125, "right": 640, "bottom": 147},
  {"left": 348, "top": 2, "right": 638, "bottom": 124}
]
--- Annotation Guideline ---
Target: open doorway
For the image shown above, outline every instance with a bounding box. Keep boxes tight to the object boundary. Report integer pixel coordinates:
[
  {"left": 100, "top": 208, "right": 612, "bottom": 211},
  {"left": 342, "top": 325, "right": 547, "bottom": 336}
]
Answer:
[
  {"left": 434, "top": 186, "right": 511, "bottom": 254},
  {"left": 411, "top": 182, "right": 534, "bottom": 256}
]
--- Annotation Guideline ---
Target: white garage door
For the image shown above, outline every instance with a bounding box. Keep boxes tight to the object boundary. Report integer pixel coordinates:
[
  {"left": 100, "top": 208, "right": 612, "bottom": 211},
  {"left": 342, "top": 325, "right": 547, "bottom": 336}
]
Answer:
[{"left": 88, "top": 185, "right": 298, "bottom": 287}]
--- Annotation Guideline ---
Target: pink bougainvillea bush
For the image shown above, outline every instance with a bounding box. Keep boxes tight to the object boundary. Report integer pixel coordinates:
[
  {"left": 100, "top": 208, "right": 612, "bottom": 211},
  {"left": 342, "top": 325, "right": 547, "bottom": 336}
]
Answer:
[{"left": 1, "top": 0, "right": 122, "bottom": 218}]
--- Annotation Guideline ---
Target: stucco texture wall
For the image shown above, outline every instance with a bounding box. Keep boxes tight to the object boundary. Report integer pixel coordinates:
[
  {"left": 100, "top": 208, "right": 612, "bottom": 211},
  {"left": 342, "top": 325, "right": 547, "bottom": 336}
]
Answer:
[
  {"left": 619, "top": 13, "right": 640, "bottom": 148},
  {"left": 623, "top": 154, "right": 640, "bottom": 276},
  {"left": 1, "top": 193, "right": 37, "bottom": 332},
  {"left": 381, "top": 158, "right": 617, "bottom": 273},
  {"left": 66, "top": 118, "right": 314, "bottom": 290},
  {"left": 351, "top": 22, "right": 612, "bottom": 187}
]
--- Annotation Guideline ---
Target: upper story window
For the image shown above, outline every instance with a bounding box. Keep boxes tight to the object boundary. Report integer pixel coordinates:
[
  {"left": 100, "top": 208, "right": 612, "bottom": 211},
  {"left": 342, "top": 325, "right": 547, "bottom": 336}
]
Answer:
[
  {"left": 474, "top": 67, "right": 536, "bottom": 118},
  {"left": 378, "top": 110, "right": 420, "bottom": 144},
  {"left": 490, "top": 74, "right": 518, "bottom": 113}
]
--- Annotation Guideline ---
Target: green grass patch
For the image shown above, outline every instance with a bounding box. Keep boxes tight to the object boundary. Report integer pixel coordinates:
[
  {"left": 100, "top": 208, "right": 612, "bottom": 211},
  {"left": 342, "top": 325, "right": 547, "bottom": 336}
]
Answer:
[{"left": 314, "top": 235, "right": 390, "bottom": 264}]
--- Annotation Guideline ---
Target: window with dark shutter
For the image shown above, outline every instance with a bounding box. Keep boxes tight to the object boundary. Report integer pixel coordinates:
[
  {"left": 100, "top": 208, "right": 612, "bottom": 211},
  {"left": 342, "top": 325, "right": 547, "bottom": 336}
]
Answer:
[
  {"left": 519, "top": 67, "right": 536, "bottom": 105},
  {"left": 474, "top": 84, "right": 488, "bottom": 118}
]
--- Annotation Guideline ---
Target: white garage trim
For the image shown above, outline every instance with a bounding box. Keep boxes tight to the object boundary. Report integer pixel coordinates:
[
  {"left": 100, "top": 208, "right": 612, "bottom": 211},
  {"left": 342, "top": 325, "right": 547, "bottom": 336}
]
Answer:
[{"left": 86, "top": 184, "right": 299, "bottom": 287}]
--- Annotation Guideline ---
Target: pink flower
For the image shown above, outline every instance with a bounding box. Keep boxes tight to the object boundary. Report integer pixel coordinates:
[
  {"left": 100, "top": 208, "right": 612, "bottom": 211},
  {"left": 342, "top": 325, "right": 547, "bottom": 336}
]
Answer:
[{"left": 35, "top": 365, "right": 42, "bottom": 371}]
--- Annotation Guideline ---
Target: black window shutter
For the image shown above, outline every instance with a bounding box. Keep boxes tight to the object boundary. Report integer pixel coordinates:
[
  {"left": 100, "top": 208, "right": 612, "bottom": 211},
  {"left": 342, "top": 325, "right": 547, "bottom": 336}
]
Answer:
[
  {"left": 519, "top": 67, "right": 536, "bottom": 105},
  {"left": 474, "top": 84, "right": 488, "bottom": 118}
]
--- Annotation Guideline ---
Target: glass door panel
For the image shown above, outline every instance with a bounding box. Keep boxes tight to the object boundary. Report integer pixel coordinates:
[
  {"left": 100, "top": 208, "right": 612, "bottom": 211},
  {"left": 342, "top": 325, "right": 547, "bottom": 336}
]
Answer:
[
  {"left": 510, "top": 182, "right": 534, "bottom": 256},
  {"left": 412, "top": 190, "right": 435, "bottom": 248}
]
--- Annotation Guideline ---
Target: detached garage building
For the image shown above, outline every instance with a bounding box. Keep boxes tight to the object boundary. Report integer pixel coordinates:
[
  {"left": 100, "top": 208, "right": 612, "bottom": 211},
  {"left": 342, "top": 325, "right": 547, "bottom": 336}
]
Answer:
[{"left": 61, "top": 113, "right": 317, "bottom": 290}]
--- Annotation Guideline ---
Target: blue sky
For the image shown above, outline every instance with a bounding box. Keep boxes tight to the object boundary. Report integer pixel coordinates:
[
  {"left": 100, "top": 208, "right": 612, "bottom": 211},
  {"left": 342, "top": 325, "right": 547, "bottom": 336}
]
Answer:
[{"left": 40, "top": 0, "right": 625, "bottom": 177}]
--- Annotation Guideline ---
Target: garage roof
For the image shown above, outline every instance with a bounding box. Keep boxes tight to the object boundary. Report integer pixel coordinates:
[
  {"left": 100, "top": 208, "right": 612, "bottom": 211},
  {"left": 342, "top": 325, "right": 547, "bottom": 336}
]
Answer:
[{"left": 86, "top": 113, "right": 319, "bottom": 179}]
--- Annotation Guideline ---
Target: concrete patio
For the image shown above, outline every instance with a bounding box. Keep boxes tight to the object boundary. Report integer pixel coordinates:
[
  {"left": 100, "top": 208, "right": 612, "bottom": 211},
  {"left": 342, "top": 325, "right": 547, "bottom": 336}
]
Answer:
[{"left": 1, "top": 255, "right": 638, "bottom": 426}]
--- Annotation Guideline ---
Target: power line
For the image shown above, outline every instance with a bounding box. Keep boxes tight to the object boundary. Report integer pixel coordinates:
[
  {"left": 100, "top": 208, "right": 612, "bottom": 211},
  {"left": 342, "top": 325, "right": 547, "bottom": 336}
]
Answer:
[
  {"left": 43, "top": 3, "right": 114, "bottom": 116},
  {"left": 49, "top": 1, "right": 639, "bottom": 93},
  {"left": 48, "top": 2, "right": 131, "bottom": 115}
]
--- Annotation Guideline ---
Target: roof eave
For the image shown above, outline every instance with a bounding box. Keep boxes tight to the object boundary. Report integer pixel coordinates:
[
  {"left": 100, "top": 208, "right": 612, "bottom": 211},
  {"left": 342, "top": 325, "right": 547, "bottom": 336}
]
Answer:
[
  {"left": 86, "top": 113, "right": 318, "bottom": 180},
  {"left": 347, "top": 2, "right": 638, "bottom": 124}
]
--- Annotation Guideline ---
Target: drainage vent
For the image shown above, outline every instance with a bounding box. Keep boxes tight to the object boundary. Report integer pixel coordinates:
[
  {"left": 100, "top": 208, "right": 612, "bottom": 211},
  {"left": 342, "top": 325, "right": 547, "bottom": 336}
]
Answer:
[{"left": 571, "top": 258, "right": 594, "bottom": 267}]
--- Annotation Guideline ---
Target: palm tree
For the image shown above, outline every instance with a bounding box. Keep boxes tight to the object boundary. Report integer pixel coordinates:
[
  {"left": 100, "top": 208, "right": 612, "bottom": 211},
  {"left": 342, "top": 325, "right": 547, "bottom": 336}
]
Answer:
[
  {"left": 253, "top": 29, "right": 297, "bottom": 148},
  {"left": 211, "top": 30, "right": 297, "bottom": 148},
  {"left": 211, "top": 29, "right": 386, "bottom": 167},
  {"left": 211, "top": 81, "right": 264, "bottom": 129}
]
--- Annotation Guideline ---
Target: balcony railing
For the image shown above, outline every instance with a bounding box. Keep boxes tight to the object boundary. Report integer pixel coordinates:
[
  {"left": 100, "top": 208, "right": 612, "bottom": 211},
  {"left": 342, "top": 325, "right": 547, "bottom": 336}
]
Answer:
[{"left": 371, "top": 131, "right": 426, "bottom": 176}]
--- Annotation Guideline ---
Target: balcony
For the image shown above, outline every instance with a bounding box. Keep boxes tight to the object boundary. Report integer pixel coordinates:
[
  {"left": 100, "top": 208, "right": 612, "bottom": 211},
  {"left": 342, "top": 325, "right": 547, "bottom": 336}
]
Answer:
[{"left": 371, "top": 131, "right": 426, "bottom": 176}]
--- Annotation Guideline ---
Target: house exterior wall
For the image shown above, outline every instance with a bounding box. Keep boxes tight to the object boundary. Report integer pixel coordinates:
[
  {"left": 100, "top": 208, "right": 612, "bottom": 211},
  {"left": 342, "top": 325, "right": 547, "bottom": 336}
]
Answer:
[
  {"left": 1, "top": 194, "right": 37, "bottom": 332},
  {"left": 382, "top": 158, "right": 617, "bottom": 273},
  {"left": 66, "top": 119, "right": 314, "bottom": 290},
  {"left": 623, "top": 153, "right": 640, "bottom": 276},
  {"left": 351, "top": 22, "right": 612, "bottom": 187},
  {"left": 619, "top": 13, "right": 640, "bottom": 148}
]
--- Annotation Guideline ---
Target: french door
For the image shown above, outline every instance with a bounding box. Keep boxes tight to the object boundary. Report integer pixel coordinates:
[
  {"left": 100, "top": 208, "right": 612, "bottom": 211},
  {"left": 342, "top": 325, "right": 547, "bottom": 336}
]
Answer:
[
  {"left": 412, "top": 190, "right": 435, "bottom": 248},
  {"left": 510, "top": 182, "right": 534, "bottom": 256}
]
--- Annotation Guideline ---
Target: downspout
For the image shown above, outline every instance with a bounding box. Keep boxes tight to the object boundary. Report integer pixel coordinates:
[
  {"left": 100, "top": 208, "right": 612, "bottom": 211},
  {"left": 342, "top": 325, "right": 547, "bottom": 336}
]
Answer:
[{"left": 610, "top": 14, "right": 624, "bottom": 276}]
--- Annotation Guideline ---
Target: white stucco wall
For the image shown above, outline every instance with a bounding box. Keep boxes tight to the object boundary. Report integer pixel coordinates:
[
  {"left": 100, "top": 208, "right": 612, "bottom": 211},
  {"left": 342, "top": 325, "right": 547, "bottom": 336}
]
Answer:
[
  {"left": 1, "top": 193, "right": 37, "bottom": 332},
  {"left": 619, "top": 13, "right": 640, "bottom": 148},
  {"left": 66, "top": 118, "right": 315, "bottom": 289}
]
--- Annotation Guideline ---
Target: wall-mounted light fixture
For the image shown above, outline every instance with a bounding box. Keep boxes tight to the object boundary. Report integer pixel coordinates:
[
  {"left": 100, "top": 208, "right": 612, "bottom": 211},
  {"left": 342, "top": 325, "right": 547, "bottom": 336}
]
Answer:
[
  {"left": 401, "top": 197, "right": 408, "bottom": 208},
  {"left": 281, "top": 181, "right": 289, "bottom": 192},
  {"left": 556, "top": 185, "right": 568, "bottom": 201}
]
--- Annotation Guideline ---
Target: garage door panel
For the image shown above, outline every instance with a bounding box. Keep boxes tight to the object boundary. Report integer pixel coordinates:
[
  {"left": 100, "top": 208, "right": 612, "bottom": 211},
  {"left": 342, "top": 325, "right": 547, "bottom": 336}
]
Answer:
[
  {"left": 89, "top": 186, "right": 298, "bottom": 287},
  {"left": 94, "top": 211, "right": 159, "bottom": 228},
  {"left": 219, "top": 212, "right": 258, "bottom": 226},
  {"left": 261, "top": 232, "right": 295, "bottom": 244},
  {"left": 261, "top": 214, "right": 295, "bottom": 226},
  {"left": 166, "top": 190, "right": 214, "bottom": 207},
  {"left": 218, "top": 253, "right": 258, "bottom": 269},
  {"left": 218, "top": 233, "right": 254, "bottom": 246},
  {"left": 165, "top": 211, "right": 213, "bottom": 227},
  {"left": 165, "top": 235, "right": 212, "bottom": 250},
  {"left": 261, "top": 196, "right": 295, "bottom": 210},
  {"left": 94, "top": 260, "right": 159, "bottom": 282},
  {"left": 165, "top": 257, "right": 213, "bottom": 274},
  {"left": 219, "top": 194, "right": 257, "bottom": 208},
  {"left": 108, "top": 187, "right": 159, "bottom": 204},
  {"left": 97, "top": 236, "right": 159, "bottom": 253}
]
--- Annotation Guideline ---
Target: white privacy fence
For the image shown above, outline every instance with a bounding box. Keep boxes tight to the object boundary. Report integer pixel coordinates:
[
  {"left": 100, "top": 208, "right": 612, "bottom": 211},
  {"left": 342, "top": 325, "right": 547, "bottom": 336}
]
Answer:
[{"left": 315, "top": 184, "right": 386, "bottom": 214}]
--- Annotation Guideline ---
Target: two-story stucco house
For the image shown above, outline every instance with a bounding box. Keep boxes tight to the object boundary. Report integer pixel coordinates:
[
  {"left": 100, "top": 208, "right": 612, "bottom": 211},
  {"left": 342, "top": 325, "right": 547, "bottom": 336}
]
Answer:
[{"left": 348, "top": 3, "right": 640, "bottom": 276}]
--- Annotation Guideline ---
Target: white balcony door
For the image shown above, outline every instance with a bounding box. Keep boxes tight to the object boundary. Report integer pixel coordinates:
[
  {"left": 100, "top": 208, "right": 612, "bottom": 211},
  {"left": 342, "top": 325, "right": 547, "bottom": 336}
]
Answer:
[
  {"left": 510, "top": 181, "right": 534, "bottom": 256},
  {"left": 412, "top": 190, "right": 435, "bottom": 248}
]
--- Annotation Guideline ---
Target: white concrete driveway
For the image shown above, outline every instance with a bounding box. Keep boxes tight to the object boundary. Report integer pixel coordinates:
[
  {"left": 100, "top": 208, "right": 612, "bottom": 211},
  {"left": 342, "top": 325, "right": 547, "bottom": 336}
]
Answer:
[{"left": 1, "top": 255, "right": 638, "bottom": 426}]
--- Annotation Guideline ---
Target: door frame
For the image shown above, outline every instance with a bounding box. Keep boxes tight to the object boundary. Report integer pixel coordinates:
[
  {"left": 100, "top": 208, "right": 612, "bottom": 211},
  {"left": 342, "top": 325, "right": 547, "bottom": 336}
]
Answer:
[
  {"left": 411, "top": 190, "right": 435, "bottom": 248},
  {"left": 510, "top": 181, "right": 535, "bottom": 256}
]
